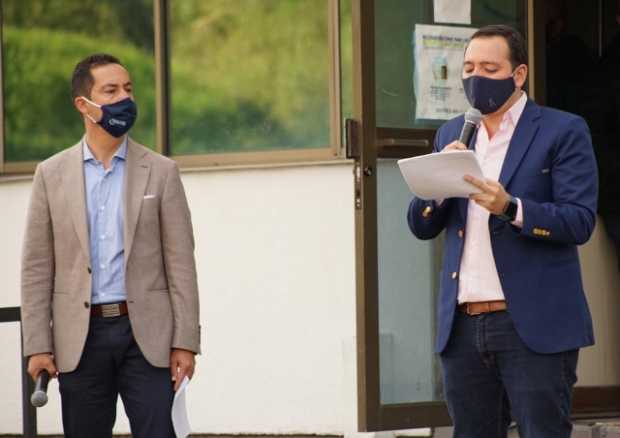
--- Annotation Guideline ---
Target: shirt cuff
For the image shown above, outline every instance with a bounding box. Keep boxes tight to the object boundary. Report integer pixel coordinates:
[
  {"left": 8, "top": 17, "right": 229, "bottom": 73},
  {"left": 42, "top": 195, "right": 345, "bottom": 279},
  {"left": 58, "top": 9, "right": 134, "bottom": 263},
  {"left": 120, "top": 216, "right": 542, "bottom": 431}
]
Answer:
[{"left": 511, "top": 197, "right": 523, "bottom": 228}]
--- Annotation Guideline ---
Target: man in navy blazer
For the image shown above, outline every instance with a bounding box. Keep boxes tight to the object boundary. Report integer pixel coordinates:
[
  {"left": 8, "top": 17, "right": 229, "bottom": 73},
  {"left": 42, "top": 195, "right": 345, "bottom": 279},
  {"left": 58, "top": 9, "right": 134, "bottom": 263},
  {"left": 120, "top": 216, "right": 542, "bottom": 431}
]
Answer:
[{"left": 408, "top": 25, "right": 597, "bottom": 438}]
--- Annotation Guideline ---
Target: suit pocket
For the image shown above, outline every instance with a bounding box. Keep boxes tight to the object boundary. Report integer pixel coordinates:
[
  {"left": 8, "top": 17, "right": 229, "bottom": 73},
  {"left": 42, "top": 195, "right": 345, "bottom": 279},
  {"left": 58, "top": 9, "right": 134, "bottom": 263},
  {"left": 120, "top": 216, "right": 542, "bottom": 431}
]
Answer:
[
  {"left": 149, "top": 289, "right": 169, "bottom": 294},
  {"left": 139, "top": 196, "right": 160, "bottom": 222}
]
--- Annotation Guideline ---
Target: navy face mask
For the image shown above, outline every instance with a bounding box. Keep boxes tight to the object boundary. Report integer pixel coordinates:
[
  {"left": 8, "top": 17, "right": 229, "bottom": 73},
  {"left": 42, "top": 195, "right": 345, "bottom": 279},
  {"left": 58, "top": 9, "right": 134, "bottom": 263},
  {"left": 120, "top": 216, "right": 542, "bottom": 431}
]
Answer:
[
  {"left": 462, "top": 74, "right": 516, "bottom": 115},
  {"left": 82, "top": 96, "right": 138, "bottom": 138}
]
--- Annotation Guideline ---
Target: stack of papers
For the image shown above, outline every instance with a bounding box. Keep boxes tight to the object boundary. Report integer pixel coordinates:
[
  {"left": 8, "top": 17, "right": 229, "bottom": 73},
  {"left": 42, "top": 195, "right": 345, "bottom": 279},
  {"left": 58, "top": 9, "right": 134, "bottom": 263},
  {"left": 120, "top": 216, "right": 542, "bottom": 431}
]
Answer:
[{"left": 397, "top": 150, "right": 484, "bottom": 200}]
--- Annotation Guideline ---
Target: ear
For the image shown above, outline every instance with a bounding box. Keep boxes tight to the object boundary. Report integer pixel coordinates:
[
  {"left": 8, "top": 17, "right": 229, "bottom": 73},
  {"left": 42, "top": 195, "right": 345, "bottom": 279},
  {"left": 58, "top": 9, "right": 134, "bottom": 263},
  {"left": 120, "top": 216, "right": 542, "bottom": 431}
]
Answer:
[
  {"left": 74, "top": 96, "right": 89, "bottom": 116},
  {"left": 514, "top": 64, "right": 528, "bottom": 89}
]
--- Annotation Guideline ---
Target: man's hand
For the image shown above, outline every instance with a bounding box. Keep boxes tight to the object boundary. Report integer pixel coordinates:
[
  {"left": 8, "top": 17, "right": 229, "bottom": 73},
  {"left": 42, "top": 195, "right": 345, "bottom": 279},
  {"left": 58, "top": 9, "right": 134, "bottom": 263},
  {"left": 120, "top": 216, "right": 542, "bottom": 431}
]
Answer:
[
  {"left": 27, "top": 353, "right": 58, "bottom": 381},
  {"left": 464, "top": 175, "right": 510, "bottom": 215},
  {"left": 170, "top": 348, "right": 196, "bottom": 391},
  {"left": 441, "top": 141, "right": 468, "bottom": 153}
]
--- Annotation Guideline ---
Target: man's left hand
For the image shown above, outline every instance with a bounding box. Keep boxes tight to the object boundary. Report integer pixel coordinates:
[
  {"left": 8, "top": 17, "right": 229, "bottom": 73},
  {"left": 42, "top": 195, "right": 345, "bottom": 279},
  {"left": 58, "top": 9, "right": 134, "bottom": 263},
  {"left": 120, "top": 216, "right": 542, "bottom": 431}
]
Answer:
[
  {"left": 464, "top": 175, "right": 510, "bottom": 215},
  {"left": 170, "top": 348, "right": 196, "bottom": 391}
]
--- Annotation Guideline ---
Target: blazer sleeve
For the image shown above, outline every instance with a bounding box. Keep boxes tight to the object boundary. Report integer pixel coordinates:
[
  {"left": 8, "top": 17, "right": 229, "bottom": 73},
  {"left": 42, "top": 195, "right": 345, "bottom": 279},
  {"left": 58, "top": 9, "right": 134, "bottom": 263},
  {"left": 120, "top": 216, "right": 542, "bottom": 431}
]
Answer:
[
  {"left": 407, "top": 128, "right": 454, "bottom": 240},
  {"left": 21, "top": 164, "right": 55, "bottom": 357},
  {"left": 520, "top": 116, "right": 598, "bottom": 245},
  {"left": 160, "top": 163, "right": 201, "bottom": 354}
]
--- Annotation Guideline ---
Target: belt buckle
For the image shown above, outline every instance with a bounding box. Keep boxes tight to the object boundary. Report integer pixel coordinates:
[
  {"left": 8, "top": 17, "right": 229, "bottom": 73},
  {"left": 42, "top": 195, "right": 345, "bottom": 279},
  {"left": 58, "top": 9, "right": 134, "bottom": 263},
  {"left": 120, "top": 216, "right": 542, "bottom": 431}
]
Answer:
[{"left": 101, "top": 303, "right": 121, "bottom": 318}]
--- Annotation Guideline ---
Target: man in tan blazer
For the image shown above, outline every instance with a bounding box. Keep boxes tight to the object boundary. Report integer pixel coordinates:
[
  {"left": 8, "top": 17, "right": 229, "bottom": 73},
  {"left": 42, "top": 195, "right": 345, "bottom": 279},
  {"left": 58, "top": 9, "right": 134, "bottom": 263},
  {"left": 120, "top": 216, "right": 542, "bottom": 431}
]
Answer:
[{"left": 21, "top": 53, "right": 200, "bottom": 438}]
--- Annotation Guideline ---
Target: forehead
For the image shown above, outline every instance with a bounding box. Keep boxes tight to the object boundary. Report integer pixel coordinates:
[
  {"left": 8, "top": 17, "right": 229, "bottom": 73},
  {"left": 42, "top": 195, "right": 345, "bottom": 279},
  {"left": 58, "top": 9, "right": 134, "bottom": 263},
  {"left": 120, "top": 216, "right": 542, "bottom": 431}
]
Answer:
[
  {"left": 464, "top": 36, "right": 511, "bottom": 64},
  {"left": 90, "top": 63, "right": 131, "bottom": 87}
]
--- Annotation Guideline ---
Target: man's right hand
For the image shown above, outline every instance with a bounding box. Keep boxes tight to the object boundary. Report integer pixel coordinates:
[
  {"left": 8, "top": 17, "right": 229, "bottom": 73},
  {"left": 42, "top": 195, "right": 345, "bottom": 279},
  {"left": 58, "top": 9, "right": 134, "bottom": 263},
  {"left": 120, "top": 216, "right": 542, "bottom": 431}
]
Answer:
[
  {"left": 28, "top": 353, "right": 58, "bottom": 381},
  {"left": 441, "top": 141, "right": 468, "bottom": 153}
]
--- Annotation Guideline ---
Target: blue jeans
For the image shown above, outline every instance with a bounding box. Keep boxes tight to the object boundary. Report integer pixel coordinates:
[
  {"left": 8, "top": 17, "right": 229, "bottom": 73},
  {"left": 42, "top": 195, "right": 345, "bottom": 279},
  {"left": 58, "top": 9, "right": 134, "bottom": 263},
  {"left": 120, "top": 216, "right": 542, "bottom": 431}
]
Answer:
[{"left": 440, "top": 310, "right": 578, "bottom": 438}]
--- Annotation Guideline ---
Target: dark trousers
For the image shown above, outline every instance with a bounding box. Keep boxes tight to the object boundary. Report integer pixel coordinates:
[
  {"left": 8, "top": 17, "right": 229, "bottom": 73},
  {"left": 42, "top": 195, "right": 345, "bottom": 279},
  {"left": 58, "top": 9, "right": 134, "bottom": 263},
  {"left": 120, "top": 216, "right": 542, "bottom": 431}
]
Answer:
[
  {"left": 58, "top": 315, "right": 175, "bottom": 438},
  {"left": 440, "top": 310, "right": 578, "bottom": 438}
]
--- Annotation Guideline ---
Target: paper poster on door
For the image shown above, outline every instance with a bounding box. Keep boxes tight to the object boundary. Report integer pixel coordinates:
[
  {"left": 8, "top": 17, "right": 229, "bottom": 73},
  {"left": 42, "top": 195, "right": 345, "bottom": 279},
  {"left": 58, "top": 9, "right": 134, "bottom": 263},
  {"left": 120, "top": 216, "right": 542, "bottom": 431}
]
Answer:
[{"left": 413, "top": 24, "right": 476, "bottom": 121}]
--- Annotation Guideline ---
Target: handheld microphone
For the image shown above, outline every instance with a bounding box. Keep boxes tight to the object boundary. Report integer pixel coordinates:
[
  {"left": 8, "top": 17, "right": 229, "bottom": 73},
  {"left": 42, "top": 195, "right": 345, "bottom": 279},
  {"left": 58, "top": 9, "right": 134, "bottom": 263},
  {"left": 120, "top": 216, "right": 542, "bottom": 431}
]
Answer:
[
  {"left": 31, "top": 370, "right": 50, "bottom": 408},
  {"left": 459, "top": 108, "right": 482, "bottom": 147}
]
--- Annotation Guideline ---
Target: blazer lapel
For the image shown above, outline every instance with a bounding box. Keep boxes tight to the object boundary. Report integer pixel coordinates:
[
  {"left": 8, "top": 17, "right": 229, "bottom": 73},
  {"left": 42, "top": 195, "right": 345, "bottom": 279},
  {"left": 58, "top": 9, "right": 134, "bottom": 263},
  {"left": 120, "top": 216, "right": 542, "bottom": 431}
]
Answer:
[
  {"left": 61, "top": 142, "right": 91, "bottom": 263},
  {"left": 124, "top": 138, "right": 151, "bottom": 267},
  {"left": 498, "top": 100, "right": 541, "bottom": 188}
]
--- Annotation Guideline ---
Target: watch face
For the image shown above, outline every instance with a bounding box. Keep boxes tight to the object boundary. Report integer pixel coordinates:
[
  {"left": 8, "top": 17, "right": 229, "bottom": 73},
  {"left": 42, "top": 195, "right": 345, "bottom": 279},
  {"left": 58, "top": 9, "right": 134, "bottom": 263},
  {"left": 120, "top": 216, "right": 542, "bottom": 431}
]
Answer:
[
  {"left": 499, "top": 197, "right": 518, "bottom": 222},
  {"left": 506, "top": 198, "right": 518, "bottom": 221}
]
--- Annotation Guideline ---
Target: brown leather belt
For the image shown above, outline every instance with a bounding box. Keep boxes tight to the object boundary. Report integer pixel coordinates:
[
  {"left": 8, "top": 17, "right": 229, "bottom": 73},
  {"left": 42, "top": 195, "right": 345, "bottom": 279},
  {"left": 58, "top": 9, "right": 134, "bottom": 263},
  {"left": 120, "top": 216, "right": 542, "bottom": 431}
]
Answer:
[
  {"left": 91, "top": 301, "right": 128, "bottom": 318},
  {"left": 458, "top": 300, "right": 507, "bottom": 316}
]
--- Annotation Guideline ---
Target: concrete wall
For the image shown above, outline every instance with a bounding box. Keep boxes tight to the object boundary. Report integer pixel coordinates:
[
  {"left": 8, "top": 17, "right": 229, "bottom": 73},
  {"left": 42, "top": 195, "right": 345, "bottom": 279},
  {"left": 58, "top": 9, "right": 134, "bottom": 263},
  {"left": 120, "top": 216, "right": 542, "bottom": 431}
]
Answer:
[{"left": 0, "top": 163, "right": 358, "bottom": 435}]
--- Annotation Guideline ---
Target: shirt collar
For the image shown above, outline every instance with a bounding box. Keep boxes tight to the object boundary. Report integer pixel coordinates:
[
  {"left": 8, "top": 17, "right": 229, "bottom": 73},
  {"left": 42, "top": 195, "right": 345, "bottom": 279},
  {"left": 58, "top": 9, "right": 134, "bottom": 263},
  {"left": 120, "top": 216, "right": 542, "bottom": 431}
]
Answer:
[
  {"left": 83, "top": 136, "right": 128, "bottom": 162},
  {"left": 503, "top": 91, "right": 528, "bottom": 127}
]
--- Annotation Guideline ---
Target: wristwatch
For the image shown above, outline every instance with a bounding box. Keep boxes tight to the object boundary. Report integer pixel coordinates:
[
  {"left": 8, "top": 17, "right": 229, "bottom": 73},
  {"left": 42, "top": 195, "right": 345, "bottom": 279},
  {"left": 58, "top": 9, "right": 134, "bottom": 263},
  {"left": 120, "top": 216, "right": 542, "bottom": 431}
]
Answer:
[{"left": 498, "top": 196, "right": 518, "bottom": 222}]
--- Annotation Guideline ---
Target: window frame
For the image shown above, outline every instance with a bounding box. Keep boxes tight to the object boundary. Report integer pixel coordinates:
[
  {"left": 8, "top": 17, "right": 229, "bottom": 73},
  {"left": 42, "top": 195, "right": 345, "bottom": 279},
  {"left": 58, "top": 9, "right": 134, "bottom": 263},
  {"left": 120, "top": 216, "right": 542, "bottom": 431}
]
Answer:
[{"left": 0, "top": 0, "right": 346, "bottom": 175}]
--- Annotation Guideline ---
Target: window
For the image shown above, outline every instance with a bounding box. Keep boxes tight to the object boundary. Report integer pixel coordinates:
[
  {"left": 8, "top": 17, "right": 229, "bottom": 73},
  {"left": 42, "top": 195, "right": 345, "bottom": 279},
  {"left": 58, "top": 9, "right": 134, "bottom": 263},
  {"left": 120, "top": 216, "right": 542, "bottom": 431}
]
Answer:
[
  {"left": 0, "top": 0, "right": 345, "bottom": 173},
  {"left": 1, "top": 0, "right": 155, "bottom": 168},
  {"left": 169, "top": 0, "right": 341, "bottom": 163}
]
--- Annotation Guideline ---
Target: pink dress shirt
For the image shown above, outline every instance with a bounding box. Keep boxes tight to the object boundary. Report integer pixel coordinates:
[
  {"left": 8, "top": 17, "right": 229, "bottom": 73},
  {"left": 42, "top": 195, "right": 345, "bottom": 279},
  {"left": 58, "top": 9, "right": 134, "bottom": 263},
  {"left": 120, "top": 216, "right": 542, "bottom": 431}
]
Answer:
[{"left": 457, "top": 92, "right": 527, "bottom": 304}]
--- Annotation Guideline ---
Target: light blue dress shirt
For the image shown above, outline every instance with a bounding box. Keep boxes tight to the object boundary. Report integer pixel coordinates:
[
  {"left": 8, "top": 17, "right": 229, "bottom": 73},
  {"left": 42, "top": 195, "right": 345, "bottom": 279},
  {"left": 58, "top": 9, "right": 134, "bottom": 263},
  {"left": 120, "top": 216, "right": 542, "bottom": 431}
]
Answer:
[{"left": 83, "top": 137, "right": 128, "bottom": 305}]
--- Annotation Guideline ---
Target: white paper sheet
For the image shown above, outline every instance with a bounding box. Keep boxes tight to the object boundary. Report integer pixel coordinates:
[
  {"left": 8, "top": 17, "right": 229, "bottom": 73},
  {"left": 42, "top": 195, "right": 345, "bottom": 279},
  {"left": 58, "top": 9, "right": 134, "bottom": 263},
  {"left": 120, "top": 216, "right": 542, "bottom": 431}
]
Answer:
[
  {"left": 172, "top": 376, "right": 191, "bottom": 438},
  {"left": 433, "top": 0, "right": 471, "bottom": 24},
  {"left": 397, "top": 150, "right": 484, "bottom": 200}
]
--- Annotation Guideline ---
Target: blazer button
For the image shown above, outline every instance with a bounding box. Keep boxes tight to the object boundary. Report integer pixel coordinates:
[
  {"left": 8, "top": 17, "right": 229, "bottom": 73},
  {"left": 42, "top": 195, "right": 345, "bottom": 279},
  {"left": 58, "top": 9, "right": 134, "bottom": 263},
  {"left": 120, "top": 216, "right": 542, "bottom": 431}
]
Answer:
[
  {"left": 458, "top": 229, "right": 464, "bottom": 238},
  {"left": 87, "top": 266, "right": 92, "bottom": 274},
  {"left": 84, "top": 301, "right": 90, "bottom": 309},
  {"left": 451, "top": 272, "right": 458, "bottom": 280}
]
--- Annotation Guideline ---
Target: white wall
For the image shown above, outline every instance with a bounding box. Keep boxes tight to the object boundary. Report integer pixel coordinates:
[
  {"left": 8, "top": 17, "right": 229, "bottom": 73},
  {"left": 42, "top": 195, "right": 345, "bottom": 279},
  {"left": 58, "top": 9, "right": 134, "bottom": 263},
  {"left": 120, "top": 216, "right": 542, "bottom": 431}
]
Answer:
[{"left": 0, "top": 163, "right": 358, "bottom": 435}]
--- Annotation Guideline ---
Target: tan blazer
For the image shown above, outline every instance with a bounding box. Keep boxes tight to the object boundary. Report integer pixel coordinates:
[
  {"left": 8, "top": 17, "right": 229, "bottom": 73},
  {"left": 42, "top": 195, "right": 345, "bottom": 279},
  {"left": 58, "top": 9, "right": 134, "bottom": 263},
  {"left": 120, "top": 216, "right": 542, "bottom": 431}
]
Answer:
[{"left": 21, "top": 138, "right": 201, "bottom": 372}]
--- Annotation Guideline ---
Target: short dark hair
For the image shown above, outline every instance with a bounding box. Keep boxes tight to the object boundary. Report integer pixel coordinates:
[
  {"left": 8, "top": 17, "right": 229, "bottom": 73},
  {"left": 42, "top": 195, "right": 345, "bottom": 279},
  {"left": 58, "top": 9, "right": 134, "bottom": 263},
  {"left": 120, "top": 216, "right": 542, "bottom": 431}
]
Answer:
[
  {"left": 468, "top": 25, "right": 528, "bottom": 69},
  {"left": 71, "top": 53, "right": 123, "bottom": 99}
]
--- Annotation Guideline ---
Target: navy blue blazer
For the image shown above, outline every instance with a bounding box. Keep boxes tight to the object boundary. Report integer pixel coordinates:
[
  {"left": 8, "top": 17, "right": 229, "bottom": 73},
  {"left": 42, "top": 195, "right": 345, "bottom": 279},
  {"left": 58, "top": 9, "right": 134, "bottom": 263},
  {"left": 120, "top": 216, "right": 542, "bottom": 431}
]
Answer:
[{"left": 408, "top": 99, "right": 598, "bottom": 354}]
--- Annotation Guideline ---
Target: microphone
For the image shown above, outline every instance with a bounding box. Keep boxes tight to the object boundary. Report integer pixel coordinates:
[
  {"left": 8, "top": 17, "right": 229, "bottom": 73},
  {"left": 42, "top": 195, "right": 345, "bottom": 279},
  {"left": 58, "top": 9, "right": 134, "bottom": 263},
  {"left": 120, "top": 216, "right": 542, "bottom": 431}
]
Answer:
[
  {"left": 458, "top": 108, "right": 482, "bottom": 147},
  {"left": 31, "top": 370, "right": 50, "bottom": 408}
]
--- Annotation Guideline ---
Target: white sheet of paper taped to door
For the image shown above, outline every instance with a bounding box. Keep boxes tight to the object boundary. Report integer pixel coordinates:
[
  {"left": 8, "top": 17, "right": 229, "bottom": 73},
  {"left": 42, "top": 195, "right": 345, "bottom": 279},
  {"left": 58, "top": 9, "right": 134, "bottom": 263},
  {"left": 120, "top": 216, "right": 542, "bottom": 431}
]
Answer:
[
  {"left": 397, "top": 150, "right": 484, "bottom": 200},
  {"left": 433, "top": 0, "right": 471, "bottom": 24},
  {"left": 172, "top": 376, "right": 191, "bottom": 438}
]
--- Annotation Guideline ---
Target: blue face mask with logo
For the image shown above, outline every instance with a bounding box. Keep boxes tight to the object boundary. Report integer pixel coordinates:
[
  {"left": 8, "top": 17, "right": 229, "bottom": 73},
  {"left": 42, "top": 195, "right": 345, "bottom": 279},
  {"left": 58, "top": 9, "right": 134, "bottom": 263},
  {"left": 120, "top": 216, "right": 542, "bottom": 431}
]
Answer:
[
  {"left": 462, "top": 74, "right": 516, "bottom": 115},
  {"left": 82, "top": 96, "right": 138, "bottom": 138}
]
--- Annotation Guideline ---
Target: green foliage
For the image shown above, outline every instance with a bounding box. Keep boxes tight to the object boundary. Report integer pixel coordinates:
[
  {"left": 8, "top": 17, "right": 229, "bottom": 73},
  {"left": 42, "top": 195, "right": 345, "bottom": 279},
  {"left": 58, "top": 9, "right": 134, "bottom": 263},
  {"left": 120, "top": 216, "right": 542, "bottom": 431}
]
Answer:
[
  {"left": 3, "top": 26, "right": 156, "bottom": 161},
  {"left": 169, "top": 0, "right": 331, "bottom": 154},
  {"left": 1, "top": 0, "right": 154, "bottom": 51}
]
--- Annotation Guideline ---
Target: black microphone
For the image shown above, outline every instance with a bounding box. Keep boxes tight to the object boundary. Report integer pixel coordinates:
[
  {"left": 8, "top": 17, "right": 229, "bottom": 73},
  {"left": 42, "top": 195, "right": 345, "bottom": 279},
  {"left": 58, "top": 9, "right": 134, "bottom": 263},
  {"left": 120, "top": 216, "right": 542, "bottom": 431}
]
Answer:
[
  {"left": 31, "top": 370, "right": 50, "bottom": 408},
  {"left": 458, "top": 108, "right": 482, "bottom": 147}
]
